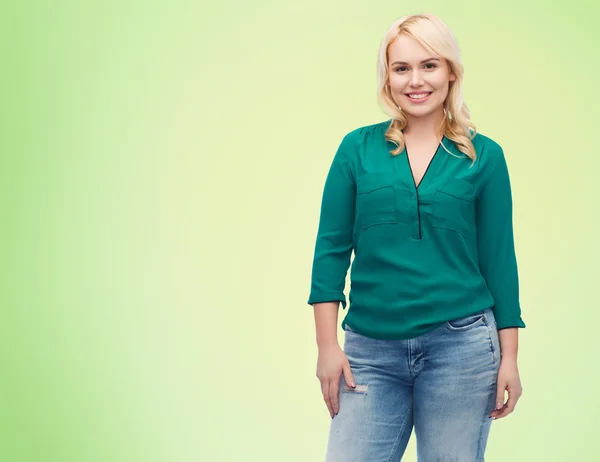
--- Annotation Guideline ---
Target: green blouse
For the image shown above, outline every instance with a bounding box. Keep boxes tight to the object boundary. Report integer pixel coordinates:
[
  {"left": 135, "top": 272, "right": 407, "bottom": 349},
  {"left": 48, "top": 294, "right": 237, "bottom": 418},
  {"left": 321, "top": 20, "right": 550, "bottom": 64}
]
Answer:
[{"left": 307, "top": 119, "right": 526, "bottom": 340}]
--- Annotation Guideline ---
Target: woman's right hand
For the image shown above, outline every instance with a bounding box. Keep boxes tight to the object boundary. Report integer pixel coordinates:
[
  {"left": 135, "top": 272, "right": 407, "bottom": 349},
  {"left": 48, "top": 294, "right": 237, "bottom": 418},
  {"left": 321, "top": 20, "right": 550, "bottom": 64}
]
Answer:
[{"left": 316, "top": 344, "right": 355, "bottom": 418}]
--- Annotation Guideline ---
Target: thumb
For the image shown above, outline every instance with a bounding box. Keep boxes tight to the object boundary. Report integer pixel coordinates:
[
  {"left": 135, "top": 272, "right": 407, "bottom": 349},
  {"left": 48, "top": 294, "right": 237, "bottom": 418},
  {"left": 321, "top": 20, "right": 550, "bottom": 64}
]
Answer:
[
  {"left": 343, "top": 362, "right": 355, "bottom": 388},
  {"left": 495, "top": 386, "right": 505, "bottom": 410}
]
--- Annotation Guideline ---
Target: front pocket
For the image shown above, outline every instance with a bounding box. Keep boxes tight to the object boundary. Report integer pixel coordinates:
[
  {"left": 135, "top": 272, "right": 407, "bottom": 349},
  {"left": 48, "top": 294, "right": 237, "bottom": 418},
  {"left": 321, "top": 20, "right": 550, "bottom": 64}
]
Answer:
[
  {"left": 356, "top": 172, "right": 398, "bottom": 228},
  {"left": 445, "top": 312, "right": 486, "bottom": 331},
  {"left": 431, "top": 179, "right": 474, "bottom": 236}
]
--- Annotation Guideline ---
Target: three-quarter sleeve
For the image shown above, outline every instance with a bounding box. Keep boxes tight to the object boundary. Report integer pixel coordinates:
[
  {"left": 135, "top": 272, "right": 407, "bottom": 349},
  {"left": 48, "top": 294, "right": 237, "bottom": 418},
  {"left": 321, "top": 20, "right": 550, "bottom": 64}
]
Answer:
[
  {"left": 475, "top": 145, "right": 526, "bottom": 330},
  {"left": 307, "top": 133, "right": 357, "bottom": 309}
]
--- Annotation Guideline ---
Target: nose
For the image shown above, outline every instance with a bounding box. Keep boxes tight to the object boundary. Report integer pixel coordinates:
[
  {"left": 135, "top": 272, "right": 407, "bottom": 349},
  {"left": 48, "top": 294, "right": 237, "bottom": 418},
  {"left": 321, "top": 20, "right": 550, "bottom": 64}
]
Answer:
[{"left": 410, "top": 69, "right": 424, "bottom": 87}]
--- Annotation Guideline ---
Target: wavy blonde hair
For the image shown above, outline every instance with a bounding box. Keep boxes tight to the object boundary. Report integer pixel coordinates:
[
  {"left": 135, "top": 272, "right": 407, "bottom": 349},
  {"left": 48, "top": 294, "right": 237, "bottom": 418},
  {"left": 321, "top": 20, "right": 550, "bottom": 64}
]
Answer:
[{"left": 377, "top": 13, "right": 477, "bottom": 163}]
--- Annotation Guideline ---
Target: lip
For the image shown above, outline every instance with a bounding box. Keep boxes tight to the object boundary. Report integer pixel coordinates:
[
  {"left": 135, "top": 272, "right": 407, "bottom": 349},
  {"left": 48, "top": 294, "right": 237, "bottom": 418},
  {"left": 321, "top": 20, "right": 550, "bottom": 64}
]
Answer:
[{"left": 405, "top": 91, "right": 432, "bottom": 103}]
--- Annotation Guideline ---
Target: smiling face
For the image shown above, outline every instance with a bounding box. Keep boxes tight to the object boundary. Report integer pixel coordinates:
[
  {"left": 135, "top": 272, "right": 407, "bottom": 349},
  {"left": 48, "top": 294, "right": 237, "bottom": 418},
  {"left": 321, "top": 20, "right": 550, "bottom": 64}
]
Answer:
[{"left": 387, "top": 34, "right": 456, "bottom": 121}]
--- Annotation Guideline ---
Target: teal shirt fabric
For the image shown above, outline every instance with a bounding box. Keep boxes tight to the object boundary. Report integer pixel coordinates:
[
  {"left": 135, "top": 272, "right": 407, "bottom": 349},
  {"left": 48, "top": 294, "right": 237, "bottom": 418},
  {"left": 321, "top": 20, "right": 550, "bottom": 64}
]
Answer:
[{"left": 307, "top": 119, "right": 526, "bottom": 340}]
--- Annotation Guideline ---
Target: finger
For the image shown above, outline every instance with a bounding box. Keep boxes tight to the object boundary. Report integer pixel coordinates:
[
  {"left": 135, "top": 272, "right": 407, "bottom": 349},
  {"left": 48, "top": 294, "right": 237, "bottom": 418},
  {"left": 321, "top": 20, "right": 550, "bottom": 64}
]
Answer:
[
  {"left": 322, "top": 381, "right": 334, "bottom": 418},
  {"left": 490, "top": 399, "right": 509, "bottom": 417},
  {"left": 499, "top": 391, "right": 520, "bottom": 417},
  {"left": 343, "top": 363, "right": 355, "bottom": 389},
  {"left": 490, "top": 405, "right": 504, "bottom": 418},
  {"left": 495, "top": 387, "right": 506, "bottom": 411},
  {"left": 489, "top": 396, "right": 507, "bottom": 418},
  {"left": 489, "top": 386, "right": 506, "bottom": 417},
  {"left": 329, "top": 376, "right": 341, "bottom": 415},
  {"left": 493, "top": 405, "right": 512, "bottom": 419},
  {"left": 493, "top": 392, "right": 521, "bottom": 420},
  {"left": 491, "top": 403, "right": 510, "bottom": 419}
]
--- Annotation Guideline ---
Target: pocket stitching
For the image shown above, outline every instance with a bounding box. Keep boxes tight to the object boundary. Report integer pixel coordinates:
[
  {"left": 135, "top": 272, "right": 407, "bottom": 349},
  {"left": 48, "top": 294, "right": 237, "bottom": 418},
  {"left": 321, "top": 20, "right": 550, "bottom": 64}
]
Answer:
[
  {"left": 362, "top": 217, "right": 398, "bottom": 229},
  {"left": 358, "top": 183, "right": 392, "bottom": 194},
  {"left": 356, "top": 172, "right": 395, "bottom": 193},
  {"left": 432, "top": 189, "right": 469, "bottom": 236},
  {"left": 444, "top": 314, "right": 486, "bottom": 331},
  {"left": 356, "top": 173, "right": 398, "bottom": 228},
  {"left": 435, "top": 178, "right": 474, "bottom": 202},
  {"left": 435, "top": 187, "right": 472, "bottom": 202}
]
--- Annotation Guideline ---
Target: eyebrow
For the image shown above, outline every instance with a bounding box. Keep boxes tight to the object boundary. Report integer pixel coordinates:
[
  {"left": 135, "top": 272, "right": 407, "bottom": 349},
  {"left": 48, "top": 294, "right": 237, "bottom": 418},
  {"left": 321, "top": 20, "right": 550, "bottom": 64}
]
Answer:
[{"left": 391, "top": 58, "right": 440, "bottom": 65}]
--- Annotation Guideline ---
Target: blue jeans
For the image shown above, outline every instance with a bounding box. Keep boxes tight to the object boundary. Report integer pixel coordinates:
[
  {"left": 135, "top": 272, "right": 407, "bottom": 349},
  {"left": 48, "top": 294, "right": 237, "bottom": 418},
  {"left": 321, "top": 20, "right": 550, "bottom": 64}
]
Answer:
[{"left": 326, "top": 308, "right": 501, "bottom": 462}]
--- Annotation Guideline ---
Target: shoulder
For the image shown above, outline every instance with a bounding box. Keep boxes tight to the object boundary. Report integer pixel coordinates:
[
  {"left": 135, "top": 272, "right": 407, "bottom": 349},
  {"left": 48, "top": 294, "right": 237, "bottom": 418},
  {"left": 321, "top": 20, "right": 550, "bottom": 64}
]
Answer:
[
  {"left": 334, "top": 120, "right": 391, "bottom": 160},
  {"left": 469, "top": 132, "right": 508, "bottom": 183},
  {"left": 329, "top": 120, "right": 390, "bottom": 158},
  {"left": 342, "top": 119, "right": 391, "bottom": 144},
  {"left": 472, "top": 131, "right": 505, "bottom": 164},
  {"left": 471, "top": 132, "right": 512, "bottom": 187}
]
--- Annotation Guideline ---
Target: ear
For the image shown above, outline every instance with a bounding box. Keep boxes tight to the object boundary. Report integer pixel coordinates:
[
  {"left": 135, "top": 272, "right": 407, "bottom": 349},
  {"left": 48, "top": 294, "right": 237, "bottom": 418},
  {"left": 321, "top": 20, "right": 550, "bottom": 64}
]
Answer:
[{"left": 449, "top": 73, "right": 457, "bottom": 82}]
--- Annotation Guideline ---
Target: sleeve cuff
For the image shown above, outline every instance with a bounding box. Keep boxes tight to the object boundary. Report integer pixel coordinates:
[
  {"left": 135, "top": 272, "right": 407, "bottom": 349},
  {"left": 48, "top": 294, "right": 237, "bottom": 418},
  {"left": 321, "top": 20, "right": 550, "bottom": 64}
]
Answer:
[
  {"left": 307, "top": 292, "right": 347, "bottom": 309},
  {"left": 495, "top": 316, "right": 526, "bottom": 330}
]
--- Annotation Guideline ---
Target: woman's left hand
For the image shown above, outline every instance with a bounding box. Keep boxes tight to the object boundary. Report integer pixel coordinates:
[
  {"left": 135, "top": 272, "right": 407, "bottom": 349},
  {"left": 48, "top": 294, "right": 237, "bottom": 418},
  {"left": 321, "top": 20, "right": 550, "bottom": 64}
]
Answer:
[{"left": 489, "top": 359, "right": 522, "bottom": 420}]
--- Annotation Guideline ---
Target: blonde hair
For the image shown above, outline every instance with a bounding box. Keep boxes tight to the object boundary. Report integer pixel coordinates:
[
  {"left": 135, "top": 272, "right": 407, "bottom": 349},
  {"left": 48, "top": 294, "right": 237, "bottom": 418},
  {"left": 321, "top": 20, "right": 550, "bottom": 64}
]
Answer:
[{"left": 377, "top": 13, "right": 477, "bottom": 163}]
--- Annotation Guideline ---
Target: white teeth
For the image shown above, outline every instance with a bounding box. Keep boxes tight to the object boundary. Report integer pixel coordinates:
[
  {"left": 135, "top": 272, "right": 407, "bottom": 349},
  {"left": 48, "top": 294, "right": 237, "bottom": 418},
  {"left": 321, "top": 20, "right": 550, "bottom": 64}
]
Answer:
[{"left": 408, "top": 93, "right": 430, "bottom": 99}]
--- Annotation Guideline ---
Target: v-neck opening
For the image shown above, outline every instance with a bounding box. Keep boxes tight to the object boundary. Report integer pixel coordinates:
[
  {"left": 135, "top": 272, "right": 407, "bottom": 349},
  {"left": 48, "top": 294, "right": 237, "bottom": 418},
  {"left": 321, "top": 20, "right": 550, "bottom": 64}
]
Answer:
[{"left": 405, "top": 139, "right": 443, "bottom": 190}]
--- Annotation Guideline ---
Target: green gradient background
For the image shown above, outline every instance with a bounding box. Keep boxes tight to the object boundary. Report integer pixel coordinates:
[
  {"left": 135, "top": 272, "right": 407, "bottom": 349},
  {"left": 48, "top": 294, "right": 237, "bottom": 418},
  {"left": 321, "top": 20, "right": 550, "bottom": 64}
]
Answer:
[{"left": 2, "top": 1, "right": 599, "bottom": 461}]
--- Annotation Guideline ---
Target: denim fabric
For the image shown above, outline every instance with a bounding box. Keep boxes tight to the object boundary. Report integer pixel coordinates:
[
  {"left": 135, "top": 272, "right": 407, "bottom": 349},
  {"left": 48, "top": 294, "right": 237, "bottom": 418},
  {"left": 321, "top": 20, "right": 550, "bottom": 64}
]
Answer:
[{"left": 325, "top": 308, "right": 501, "bottom": 462}]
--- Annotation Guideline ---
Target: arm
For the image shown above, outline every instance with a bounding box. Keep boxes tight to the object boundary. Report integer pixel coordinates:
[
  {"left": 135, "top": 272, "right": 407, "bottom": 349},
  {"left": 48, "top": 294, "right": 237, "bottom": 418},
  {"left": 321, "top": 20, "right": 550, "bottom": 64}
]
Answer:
[
  {"left": 313, "top": 301, "right": 340, "bottom": 348},
  {"left": 475, "top": 143, "right": 526, "bottom": 359},
  {"left": 307, "top": 133, "right": 356, "bottom": 313},
  {"left": 477, "top": 143, "right": 526, "bottom": 420},
  {"left": 308, "top": 135, "right": 358, "bottom": 418},
  {"left": 498, "top": 328, "right": 519, "bottom": 361}
]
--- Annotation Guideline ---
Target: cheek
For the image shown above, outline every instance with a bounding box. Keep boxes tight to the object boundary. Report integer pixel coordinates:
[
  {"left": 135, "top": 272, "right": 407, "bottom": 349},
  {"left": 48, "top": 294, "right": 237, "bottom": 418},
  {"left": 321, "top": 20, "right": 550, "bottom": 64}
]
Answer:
[
  {"left": 431, "top": 74, "right": 451, "bottom": 90},
  {"left": 389, "top": 74, "right": 408, "bottom": 89}
]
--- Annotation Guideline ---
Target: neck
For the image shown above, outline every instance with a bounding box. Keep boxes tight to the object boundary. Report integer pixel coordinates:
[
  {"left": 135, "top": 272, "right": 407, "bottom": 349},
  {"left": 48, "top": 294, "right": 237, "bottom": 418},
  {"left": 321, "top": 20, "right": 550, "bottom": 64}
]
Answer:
[{"left": 403, "top": 108, "right": 445, "bottom": 140}]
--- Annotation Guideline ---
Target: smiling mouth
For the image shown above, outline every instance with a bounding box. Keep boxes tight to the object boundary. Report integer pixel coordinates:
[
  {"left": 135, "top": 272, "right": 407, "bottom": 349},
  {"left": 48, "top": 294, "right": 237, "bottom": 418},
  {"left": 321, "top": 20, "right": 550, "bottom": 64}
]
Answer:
[{"left": 405, "top": 92, "right": 432, "bottom": 99}]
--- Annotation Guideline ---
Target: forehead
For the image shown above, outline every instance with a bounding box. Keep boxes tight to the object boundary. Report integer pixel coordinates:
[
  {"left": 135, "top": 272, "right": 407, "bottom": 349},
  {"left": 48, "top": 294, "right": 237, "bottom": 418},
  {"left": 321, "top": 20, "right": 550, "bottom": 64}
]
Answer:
[{"left": 388, "top": 35, "right": 435, "bottom": 63}]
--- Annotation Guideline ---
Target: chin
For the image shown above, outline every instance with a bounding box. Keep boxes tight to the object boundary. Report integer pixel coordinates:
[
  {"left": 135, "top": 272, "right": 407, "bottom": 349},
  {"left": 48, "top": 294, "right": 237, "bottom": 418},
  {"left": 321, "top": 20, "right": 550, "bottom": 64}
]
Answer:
[
  {"left": 403, "top": 108, "right": 437, "bottom": 118},
  {"left": 402, "top": 103, "right": 445, "bottom": 118}
]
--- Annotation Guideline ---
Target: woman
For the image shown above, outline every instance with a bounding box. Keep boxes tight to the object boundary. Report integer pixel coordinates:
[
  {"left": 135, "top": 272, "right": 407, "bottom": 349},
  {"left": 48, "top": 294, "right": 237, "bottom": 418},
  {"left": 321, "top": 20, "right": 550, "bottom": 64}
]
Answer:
[{"left": 307, "top": 13, "right": 526, "bottom": 461}]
